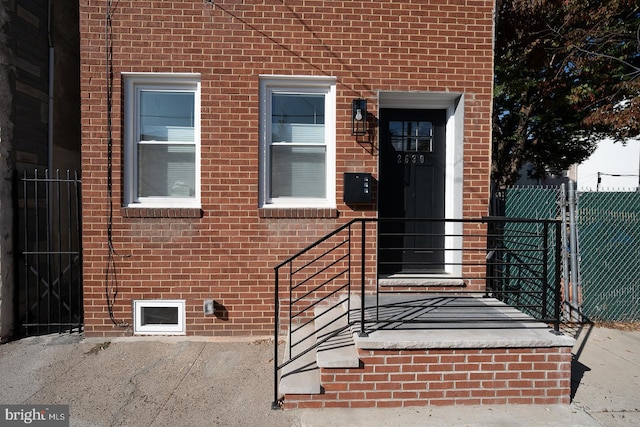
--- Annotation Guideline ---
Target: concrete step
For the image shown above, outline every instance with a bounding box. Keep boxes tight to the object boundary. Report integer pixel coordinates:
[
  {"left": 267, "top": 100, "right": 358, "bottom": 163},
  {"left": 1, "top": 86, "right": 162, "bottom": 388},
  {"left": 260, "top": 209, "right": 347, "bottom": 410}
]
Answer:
[
  {"left": 379, "top": 276, "right": 466, "bottom": 288},
  {"left": 279, "top": 322, "right": 321, "bottom": 395},
  {"left": 279, "top": 297, "right": 361, "bottom": 396},
  {"left": 314, "top": 302, "right": 360, "bottom": 368}
]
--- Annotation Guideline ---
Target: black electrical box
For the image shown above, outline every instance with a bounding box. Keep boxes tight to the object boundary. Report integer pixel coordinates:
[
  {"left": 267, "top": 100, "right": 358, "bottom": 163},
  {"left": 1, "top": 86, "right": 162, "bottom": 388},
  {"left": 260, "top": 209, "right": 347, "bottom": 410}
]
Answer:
[{"left": 344, "top": 173, "right": 372, "bottom": 204}]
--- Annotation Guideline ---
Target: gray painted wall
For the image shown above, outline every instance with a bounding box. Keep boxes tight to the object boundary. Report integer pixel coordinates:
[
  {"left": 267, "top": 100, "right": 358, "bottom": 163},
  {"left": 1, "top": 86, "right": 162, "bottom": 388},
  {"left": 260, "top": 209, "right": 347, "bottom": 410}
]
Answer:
[
  {"left": 0, "top": 0, "right": 80, "bottom": 341},
  {"left": 0, "top": 1, "right": 15, "bottom": 342}
]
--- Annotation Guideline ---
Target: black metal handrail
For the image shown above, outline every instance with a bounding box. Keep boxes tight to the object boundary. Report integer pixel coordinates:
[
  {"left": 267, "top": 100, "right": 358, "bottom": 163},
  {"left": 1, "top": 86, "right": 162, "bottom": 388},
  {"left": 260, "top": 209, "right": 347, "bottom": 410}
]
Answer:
[
  {"left": 272, "top": 216, "right": 562, "bottom": 408},
  {"left": 272, "top": 219, "right": 371, "bottom": 409}
]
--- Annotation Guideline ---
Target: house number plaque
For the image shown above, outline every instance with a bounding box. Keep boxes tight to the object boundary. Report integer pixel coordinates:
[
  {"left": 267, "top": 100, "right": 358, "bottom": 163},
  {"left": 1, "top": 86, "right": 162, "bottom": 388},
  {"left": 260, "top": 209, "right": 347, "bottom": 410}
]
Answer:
[{"left": 397, "top": 153, "right": 427, "bottom": 164}]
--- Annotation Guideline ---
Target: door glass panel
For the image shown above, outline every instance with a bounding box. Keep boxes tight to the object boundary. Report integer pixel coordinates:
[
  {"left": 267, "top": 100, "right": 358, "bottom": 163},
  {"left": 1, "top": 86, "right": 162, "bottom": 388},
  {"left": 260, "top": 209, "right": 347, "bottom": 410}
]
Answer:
[
  {"left": 389, "top": 120, "right": 433, "bottom": 152},
  {"left": 417, "top": 122, "right": 433, "bottom": 151},
  {"left": 404, "top": 121, "right": 417, "bottom": 151},
  {"left": 389, "top": 121, "right": 404, "bottom": 151}
]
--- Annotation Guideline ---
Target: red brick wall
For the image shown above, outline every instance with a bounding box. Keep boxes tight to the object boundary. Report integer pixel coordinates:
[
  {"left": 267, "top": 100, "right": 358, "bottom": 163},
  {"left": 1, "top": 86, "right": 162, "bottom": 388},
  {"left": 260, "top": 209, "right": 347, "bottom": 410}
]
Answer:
[
  {"left": 79, "top": 0, "right": 494, "bottom": 336},
  {"left": 285, "top": 347, "right": 573, "bottom": 408}
]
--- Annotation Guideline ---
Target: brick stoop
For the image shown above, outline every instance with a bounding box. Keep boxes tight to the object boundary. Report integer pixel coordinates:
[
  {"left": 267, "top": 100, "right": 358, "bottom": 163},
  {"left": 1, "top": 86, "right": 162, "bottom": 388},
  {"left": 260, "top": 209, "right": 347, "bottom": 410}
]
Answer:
[{"left": 280, "top": 294, "right": 575, "bottom": 409}]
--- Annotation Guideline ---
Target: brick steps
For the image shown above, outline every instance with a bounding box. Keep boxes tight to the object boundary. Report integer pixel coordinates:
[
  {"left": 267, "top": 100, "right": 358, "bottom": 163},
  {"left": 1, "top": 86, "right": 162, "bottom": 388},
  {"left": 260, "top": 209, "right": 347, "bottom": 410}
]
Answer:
[{"left": 280, "top": 294, "right": 576, "bottom": 409}]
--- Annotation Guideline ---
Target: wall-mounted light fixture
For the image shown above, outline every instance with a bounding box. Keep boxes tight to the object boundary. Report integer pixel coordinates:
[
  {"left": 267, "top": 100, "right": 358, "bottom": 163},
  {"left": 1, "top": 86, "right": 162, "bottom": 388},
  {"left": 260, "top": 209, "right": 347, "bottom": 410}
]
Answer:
[{"left": 351, "top": 99, "right": 367, "bottom": 136}]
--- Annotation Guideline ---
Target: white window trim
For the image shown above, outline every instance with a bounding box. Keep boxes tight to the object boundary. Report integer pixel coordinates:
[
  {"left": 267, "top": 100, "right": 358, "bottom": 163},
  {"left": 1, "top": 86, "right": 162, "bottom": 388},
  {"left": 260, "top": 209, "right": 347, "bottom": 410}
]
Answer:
[
  {"left": 133, "top": 299, "right": 186, "bottom": 335},
  {"left": 259, "top": 75, "right": 337, "bottom": 209},
  {"left": 122, "top": 72, "right": 201, "bottom": 208}
]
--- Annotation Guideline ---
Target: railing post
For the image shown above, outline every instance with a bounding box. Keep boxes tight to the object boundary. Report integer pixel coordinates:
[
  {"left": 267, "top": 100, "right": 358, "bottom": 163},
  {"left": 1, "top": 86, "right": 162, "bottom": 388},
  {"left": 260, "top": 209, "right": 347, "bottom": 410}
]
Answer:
[
  {"left": 288, "top": 262, "right": 293, "bottom": 360},
  {"left": 542, "top": 221, "right": 548, "bottom": 321},
  {"left": 359, "top": 220, "right": 368, "bottom": 337},
  {"left": 560, "top": 183, "right": 570, "bottom": 317},
  {"left": 484, "top": 217, "right": 493, "bottom": 297},
  {"left": 568, "top": 181, "right": 580, "bottom": 316},
  {"left": 553, "top": 220, "right": 562, "bottom": 334},
  {"left": 272, "top": 268, "right": 280, "bottom": 409},
  {"left": 347, "top": 222, "right": 352, "bottom": 325}
]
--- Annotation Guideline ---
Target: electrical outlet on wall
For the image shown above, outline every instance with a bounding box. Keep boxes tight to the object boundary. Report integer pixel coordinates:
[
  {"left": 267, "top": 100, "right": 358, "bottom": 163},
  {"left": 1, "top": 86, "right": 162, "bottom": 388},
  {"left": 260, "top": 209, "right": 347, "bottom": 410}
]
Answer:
[{"left": 203, "top": 299, "right": 214, "bottom": 315}]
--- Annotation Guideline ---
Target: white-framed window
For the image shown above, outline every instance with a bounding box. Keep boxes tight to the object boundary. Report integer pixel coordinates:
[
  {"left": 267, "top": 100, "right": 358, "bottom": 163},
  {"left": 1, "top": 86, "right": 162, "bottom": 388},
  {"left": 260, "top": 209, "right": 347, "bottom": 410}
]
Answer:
[
  {"left": 133, "top": 299, "right": 186, "bottom": 335},
  {"left": 123, "top": 73, "right": 201, "bottom": 208},
  {"left": 259, "top": 75, "right": 336, "bottom": 208}
]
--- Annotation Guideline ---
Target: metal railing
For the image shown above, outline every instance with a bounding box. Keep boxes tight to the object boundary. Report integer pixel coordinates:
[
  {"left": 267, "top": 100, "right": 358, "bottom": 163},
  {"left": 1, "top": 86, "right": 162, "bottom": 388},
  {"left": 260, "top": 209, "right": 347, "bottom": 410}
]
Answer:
[
  {"left": 484, "top": 217, "right": 562, "bottom": 324},
  {"left": 272, "top": 217, "right": 562, "bottom": 408}
]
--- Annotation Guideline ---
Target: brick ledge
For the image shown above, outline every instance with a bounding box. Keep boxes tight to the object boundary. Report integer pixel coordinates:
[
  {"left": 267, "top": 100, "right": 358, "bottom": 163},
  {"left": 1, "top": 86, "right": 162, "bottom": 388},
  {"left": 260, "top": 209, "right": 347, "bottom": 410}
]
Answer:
[
  {"left": 122, "top": 207, "right": 203, "bottom": 218},
  {"left": 258, "top": 207, "right": 339, "bottom": 219}
]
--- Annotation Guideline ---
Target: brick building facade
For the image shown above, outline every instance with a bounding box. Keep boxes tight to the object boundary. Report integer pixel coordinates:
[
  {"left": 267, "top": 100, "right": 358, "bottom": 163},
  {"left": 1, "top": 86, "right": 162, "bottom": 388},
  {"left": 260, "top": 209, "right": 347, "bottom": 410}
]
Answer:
[{"left": 79, "top": 0, "right": 494, "bottom": 337}]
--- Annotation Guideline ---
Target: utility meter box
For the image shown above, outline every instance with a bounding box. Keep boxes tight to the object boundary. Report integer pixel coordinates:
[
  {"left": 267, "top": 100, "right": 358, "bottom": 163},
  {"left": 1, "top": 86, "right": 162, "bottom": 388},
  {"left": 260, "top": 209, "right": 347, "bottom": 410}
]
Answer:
[{"left": 343, "top": 173, "right": 372, "bottom": 204}]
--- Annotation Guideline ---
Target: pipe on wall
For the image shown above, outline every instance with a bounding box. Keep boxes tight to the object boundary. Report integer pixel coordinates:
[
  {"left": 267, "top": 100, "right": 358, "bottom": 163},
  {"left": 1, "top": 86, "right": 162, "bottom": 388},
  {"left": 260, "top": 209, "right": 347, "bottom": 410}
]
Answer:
[{"left": 47, "top": 0, "right": 54, "bottom": 171}]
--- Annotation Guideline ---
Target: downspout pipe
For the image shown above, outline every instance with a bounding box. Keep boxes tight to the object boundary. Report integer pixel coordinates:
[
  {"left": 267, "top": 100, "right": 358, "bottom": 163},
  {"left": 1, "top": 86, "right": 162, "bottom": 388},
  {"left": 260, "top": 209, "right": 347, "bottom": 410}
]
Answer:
[{"left": 47, "top": 0, "right": 54, "bottom": 172}]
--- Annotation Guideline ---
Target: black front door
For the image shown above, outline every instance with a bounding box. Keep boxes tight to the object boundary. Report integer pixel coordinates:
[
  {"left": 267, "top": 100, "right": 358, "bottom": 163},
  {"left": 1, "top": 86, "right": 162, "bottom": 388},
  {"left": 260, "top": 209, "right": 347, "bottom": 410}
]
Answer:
[{"left": 378, "top": 108, "right": 446, "bottom": 274}]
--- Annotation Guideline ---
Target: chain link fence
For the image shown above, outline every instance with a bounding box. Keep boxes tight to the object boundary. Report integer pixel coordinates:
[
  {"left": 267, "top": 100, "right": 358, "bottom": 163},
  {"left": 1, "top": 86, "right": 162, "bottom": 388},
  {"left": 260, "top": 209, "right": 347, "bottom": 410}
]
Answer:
[
  {"left": 502, "top": 187, "right": 563, "bottom": 320},
  {"left": 495, "top": 185, "right": 640, "bottom": 323},
  {"left": 576, "top": 191, "right": 640, "bottom": 322}
]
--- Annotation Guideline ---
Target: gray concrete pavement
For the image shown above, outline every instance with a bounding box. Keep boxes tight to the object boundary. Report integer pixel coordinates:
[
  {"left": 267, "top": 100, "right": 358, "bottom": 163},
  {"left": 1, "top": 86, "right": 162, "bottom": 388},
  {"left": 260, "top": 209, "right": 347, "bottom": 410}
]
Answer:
[
  {"left": 568, "top": 325, "right": 640, "bottom": 426},
  {"left": 0, "top": 325, "right": 638, "bottom": 426}
]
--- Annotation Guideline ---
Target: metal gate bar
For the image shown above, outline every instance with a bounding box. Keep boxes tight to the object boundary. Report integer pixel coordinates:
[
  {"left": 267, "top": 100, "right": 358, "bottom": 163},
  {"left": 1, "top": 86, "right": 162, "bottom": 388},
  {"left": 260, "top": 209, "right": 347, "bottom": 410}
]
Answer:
[{"left": 16, "top": 169, "right": 83, "bottom": 336}]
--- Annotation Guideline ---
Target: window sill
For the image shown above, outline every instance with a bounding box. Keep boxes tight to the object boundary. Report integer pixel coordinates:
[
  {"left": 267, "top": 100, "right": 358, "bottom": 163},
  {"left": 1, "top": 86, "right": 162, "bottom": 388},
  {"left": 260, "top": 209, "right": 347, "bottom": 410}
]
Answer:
[
  {"left": 123, "top": 207, "right": 203, "bottom": 218},
  {"left": 258, "top": 207, "right": 339, "bottom": 219}
]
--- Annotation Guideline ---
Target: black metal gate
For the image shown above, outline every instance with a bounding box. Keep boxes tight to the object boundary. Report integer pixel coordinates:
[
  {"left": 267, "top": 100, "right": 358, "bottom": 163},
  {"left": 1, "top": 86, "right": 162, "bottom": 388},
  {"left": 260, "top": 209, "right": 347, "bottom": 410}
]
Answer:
[{"left": 15, "top": 170, "right": 83, "bottom": 336}]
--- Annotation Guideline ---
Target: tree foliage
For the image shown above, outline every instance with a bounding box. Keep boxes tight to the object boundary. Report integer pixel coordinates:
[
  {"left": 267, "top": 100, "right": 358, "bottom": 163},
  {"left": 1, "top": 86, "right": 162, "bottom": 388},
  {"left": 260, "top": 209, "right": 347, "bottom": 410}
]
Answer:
[{"left": 492, "top": 0, "right": 640, "bottom": 187}]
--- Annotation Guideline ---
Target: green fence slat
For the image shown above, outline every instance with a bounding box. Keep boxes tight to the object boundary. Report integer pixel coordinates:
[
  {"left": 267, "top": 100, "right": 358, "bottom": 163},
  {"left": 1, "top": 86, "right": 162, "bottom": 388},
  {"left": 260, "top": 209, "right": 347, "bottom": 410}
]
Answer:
[
  {"left": 577, "top": 191, "right": 640, "bottom": 322},
  {"left": 503, "top": 187, "right": 561, "bottom": 319}
]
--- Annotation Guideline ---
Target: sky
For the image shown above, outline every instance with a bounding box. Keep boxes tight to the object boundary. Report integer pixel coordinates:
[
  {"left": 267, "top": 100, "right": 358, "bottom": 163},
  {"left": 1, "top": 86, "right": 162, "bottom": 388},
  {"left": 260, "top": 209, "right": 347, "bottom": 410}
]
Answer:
[{"left": 577, "top": 138, "right": 640, "bottom": 191}]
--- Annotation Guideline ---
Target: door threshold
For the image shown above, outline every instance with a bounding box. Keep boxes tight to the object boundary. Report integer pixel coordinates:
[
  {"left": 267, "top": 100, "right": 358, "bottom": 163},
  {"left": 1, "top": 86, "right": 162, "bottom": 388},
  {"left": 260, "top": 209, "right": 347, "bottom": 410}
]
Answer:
[{"left": 378, "top": 274, "right": 466, "bottom": 288}]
